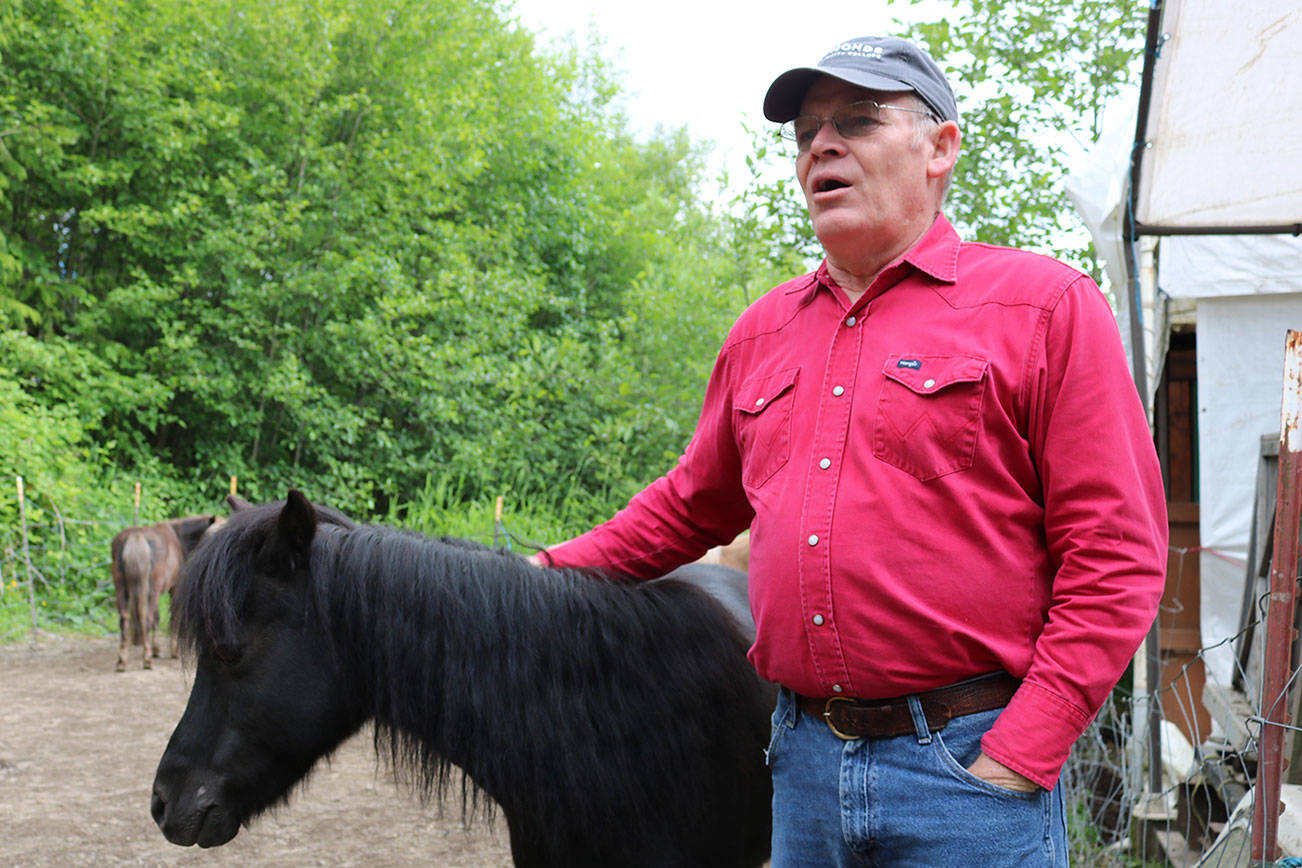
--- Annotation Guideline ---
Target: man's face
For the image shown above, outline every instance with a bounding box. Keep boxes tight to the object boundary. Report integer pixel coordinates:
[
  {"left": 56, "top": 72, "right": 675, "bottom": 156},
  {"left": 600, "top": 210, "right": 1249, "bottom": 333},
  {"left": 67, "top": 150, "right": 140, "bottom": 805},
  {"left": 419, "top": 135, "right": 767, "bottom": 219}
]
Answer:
[{"left": 795, "top": 77, "right": 943, "bottom": 263}]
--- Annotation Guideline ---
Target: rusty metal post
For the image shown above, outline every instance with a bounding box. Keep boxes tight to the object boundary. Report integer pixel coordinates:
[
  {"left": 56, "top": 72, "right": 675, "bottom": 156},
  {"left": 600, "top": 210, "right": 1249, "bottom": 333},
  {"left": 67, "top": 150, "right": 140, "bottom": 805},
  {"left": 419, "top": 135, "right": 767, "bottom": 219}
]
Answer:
[{"left": 1253, "top": 329, "right": 1302, "bottom": 862}]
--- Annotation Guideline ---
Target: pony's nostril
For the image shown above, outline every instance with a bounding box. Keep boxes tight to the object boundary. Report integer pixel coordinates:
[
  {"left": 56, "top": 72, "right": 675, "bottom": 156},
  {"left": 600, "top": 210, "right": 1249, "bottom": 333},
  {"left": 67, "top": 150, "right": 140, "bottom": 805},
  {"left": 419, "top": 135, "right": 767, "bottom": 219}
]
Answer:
[{"left": 150, "top": 790, "right": 166, "bottom": 825}]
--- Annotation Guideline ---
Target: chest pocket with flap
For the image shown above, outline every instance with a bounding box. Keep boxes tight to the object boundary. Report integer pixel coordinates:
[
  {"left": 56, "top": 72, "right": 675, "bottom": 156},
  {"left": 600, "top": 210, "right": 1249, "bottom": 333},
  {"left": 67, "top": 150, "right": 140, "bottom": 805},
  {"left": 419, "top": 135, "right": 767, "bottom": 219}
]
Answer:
[
  {"left": 734, "top": 367, "right": 799, "bottom": 489},
  {"left": 872, "top": 354, "right": 988, "bottom": 481}
]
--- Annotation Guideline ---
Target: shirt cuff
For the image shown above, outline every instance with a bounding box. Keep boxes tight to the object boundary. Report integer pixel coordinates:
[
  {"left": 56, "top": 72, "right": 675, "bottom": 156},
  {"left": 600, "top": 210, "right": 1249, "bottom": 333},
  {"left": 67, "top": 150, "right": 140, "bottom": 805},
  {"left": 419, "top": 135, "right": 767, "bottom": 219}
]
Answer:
[{"left": 980, "top": 680, "right": 1092, "bottom": 790}]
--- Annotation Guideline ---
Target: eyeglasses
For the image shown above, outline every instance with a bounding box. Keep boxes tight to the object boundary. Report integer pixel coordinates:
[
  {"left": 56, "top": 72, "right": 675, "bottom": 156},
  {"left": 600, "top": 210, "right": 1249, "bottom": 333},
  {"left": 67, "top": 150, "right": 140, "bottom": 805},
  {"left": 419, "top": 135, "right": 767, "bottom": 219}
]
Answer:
[{"left": 779, "top": 99, "right": 936, "bottom": 152}]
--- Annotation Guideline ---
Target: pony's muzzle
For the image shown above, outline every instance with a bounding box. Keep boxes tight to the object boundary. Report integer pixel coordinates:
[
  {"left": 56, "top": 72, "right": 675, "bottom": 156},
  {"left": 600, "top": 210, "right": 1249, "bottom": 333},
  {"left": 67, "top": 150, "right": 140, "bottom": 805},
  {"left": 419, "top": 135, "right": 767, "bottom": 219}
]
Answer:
[{"left": 151, "top": 779, "right": 240, "bottom": 848}]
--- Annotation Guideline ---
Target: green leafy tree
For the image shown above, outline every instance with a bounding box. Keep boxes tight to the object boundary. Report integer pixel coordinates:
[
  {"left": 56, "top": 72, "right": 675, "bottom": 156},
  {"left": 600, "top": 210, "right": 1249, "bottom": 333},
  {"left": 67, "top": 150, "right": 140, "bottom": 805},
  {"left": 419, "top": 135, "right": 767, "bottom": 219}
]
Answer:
[
  {"left": 894, "top": 0, "right": 1146, "bottom": 272},
  {"left": 0, "top": 0, "right": 775, "bottom": 522}
]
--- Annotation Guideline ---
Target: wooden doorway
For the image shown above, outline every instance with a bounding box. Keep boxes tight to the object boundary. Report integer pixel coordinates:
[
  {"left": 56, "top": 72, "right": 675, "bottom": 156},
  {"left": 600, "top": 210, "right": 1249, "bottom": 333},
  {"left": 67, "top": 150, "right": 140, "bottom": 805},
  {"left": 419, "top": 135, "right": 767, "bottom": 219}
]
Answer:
[{"left": 1155, "top": 331, "right": 1211, "bottom": 745}]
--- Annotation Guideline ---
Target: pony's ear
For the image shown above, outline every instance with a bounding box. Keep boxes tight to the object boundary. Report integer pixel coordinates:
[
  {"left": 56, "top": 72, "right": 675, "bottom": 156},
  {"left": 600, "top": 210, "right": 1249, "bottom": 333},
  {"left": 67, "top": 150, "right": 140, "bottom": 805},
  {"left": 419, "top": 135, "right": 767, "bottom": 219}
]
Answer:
[
  {"left": 277, "top": 489, "right": 317, "bottom": 556},
  {"left": 226, "top": 494, "right": 252, "bottom": 513}
]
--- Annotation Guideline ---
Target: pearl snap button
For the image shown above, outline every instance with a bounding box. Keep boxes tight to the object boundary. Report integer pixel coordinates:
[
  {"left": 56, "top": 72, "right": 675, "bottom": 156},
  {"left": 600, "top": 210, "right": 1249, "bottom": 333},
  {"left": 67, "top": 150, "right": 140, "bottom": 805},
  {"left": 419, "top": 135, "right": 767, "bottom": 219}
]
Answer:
[
  {"left": 812, "top": 614, "right": 824, "bottom": 626},
  {"left": 808, "top": 534, "right": 819, "bottom": 546},
  {"left": 832, "top": 386, "right": 844, "bottom": 396},
  {"left": 923, "top": 378, "right": 936, "bottom": 389},
  {"left": 819, "top": 458, "right": 831, "bottom": 469},
  {"left": 845, "top": 316, "right": 856, "bottom": 327}
]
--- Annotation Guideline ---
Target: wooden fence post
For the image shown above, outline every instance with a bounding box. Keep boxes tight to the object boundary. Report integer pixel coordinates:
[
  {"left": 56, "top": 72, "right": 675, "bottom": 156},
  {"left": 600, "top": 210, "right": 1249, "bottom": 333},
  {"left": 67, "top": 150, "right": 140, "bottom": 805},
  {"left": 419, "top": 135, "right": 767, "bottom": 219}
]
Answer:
[
  {"left": 51, "top": 500, "right": 67, "bottom": 586},
  {"left": 493, "top": 496, "right": 507, "bottom": 550},
  {"left": 17, "top": 476, "right": 37, "bottom": 647},
  {"left": 133, "top": 481, "right": 141, "bottom": 525}
]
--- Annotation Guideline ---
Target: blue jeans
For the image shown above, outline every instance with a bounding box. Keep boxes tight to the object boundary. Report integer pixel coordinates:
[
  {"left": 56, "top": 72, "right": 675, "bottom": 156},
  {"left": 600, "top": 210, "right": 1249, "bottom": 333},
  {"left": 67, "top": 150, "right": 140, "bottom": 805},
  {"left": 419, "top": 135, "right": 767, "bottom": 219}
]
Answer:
[{"left": 767, "top": 689, "right": 1068, "bottom": 867}]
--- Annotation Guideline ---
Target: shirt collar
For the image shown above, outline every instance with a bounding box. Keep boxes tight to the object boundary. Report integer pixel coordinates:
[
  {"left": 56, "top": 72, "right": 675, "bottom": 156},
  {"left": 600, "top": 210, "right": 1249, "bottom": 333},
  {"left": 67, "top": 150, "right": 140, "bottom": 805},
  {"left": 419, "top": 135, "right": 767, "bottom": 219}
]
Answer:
[
  {"left": 905, "top": 213, "right": 960, "bottom": 284},
  {"left": 791, "top": 213, "right": 961, "bottom": 301}
]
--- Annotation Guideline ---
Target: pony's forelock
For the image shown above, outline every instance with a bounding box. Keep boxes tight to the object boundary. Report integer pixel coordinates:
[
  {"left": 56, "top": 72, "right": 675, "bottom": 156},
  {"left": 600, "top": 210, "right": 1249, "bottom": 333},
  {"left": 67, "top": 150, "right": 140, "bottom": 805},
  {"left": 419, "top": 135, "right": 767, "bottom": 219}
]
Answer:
[{"left": 174, "top": 499, "right": 354, "bottom": 656}]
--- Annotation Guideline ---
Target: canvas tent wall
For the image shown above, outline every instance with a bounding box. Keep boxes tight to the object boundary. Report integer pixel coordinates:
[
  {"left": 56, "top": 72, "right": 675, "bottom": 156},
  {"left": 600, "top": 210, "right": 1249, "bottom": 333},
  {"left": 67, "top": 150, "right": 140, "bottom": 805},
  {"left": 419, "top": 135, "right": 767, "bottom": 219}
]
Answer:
[
  {"left": 1164, "top": 236, "right": 1302, "bottom": 680},
  {"left": 1130, "top": 2, "right": 1302, "bottom": 234}
]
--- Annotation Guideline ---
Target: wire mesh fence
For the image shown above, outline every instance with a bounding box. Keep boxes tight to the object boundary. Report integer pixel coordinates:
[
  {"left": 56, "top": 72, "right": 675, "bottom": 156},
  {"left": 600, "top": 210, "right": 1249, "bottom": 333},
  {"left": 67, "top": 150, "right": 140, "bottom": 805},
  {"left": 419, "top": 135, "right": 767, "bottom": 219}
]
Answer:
[
  {"left": 2, "top": 478, "right": 1297, "bottom": 866},
  {"left": 1059, "top": 532, "right": 1298, "bottom": 868},
  {"left": 0, "top": 494, "right": 133, "bottom": 643},
  {"left": 0, "top": 478, "right": 512, "bottom": 645},
  {"left": 1062, "top": 636, "right": 1258, "bottom": 866}
]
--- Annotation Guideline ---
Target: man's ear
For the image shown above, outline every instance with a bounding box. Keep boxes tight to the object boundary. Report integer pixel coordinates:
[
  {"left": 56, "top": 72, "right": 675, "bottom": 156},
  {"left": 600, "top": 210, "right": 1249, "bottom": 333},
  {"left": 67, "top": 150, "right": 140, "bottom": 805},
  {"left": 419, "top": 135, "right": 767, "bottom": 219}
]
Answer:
[{"left": 927, "top": 120, "right": 961, "bottom": 180}]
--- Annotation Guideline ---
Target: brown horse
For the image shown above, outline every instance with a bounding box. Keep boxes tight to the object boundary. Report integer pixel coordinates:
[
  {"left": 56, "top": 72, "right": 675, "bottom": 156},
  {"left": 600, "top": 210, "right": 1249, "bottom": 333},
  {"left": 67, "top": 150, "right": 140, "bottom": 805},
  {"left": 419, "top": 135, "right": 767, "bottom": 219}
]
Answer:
[{"left": 111, "top": 515, "right": 221, "bottom": 671}]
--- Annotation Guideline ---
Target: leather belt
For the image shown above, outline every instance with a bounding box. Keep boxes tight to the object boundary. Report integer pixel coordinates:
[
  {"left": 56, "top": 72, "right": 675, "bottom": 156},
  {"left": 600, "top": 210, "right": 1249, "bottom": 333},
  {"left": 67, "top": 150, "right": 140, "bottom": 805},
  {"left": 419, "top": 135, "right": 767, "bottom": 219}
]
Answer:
[{"left": 795, "top": 672, "right": 1020, "bottom": 740}]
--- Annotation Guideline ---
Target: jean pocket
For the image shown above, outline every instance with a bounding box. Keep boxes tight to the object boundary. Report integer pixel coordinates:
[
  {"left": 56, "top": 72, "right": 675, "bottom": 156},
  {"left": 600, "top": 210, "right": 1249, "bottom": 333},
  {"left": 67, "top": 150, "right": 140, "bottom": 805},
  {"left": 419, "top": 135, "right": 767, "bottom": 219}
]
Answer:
[
  {"left": 735, "top": 367, "right": 799, "bottom": 489},
  {"left": 932, "top": 710, "right": 1039, "bottom": 801},
  {"left": 872, "top": 354, "right": 988, "bottom": 481}
]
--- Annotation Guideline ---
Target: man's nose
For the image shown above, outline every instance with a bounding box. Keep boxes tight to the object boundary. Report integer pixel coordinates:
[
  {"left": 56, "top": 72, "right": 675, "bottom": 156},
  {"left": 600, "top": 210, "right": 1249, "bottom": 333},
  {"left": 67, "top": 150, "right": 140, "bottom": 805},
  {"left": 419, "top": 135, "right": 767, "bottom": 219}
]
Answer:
[{"left": 806, "top": 120, "right": 846, "bottom": 155}]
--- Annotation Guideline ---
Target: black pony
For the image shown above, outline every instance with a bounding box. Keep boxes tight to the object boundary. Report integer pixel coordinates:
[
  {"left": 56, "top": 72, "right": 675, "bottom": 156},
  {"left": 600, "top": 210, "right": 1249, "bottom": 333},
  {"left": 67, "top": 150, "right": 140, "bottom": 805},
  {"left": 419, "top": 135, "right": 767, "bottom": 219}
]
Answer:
[{"left": 150, "top": 491, "right": 773, "bottom": 867}]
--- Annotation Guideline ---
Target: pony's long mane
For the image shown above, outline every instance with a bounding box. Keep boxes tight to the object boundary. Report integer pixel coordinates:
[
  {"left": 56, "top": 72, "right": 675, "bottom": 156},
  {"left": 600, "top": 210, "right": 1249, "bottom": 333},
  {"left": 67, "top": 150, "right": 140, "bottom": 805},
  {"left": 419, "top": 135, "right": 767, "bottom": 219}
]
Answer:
[{"left": 174, "top": 501, "right": 765, "bottom": 851}]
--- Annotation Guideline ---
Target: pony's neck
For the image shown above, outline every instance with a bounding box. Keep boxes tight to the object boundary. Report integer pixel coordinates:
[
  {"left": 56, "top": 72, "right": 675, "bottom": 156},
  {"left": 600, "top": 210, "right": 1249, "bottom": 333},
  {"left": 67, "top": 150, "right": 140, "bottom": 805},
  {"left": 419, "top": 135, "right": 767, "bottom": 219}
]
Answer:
[
  {"left": 318, "top": 528, "right": 604, "bottom": 805},
  {"left": 326, "top": 530, "right": 544, "bottom": 748}
]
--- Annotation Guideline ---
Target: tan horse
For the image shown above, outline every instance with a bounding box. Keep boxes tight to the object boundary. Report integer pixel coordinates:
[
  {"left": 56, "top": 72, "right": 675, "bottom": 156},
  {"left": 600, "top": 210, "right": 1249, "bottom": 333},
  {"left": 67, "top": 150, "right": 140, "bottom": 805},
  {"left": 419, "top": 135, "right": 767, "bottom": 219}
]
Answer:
[{"left": 111, "top": 515, "right": 222, "bottom": 671}]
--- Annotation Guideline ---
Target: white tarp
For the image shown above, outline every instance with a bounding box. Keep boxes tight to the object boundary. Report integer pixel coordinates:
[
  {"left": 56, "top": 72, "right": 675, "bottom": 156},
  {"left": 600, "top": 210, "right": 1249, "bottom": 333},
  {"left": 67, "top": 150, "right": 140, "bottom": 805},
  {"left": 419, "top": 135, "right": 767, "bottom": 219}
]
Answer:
[
  {"left": 1160, "top": 235, "right": 1302, "bottom": 298},
  {"left": 1196, "top": 295, "right": 1302, "bottom": 684},
  {"left": 1063, "top": 96, "right": 1133, "bottom": 299},
  {"left": 1134, "top": 1, "right": 1302, "bottom": 229}
]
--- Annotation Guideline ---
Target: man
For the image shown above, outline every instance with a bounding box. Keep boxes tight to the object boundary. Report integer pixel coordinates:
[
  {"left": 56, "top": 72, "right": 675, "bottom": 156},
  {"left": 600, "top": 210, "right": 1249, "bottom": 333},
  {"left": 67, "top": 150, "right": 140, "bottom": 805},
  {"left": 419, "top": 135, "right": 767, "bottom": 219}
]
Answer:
[{"left": 536, "top": 36, "right": 1166, "bottom": 866}]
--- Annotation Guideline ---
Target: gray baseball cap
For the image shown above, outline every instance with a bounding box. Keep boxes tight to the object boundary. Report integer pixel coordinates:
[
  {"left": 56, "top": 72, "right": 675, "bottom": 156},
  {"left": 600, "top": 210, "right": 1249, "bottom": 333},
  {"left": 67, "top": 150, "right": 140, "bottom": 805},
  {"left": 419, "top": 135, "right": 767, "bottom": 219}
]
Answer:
[{"left": 763, "top": 36, "right": 958, "bottom": 124}]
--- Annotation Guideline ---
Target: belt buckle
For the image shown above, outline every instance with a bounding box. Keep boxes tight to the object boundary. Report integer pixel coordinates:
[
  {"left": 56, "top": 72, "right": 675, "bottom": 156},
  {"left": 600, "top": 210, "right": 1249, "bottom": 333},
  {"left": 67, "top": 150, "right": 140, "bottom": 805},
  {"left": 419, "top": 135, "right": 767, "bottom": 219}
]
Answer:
[{"left": 822, "top": 696, "right": 860, "bottom": 740}]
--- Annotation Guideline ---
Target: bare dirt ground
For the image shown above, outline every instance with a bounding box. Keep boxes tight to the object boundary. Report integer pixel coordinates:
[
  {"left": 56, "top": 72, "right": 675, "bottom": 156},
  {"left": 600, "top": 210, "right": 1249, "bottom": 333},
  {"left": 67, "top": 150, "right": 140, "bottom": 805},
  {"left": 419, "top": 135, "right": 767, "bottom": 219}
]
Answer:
[{"left": 0, "top": 633, "right": 514, "bottom": 867}]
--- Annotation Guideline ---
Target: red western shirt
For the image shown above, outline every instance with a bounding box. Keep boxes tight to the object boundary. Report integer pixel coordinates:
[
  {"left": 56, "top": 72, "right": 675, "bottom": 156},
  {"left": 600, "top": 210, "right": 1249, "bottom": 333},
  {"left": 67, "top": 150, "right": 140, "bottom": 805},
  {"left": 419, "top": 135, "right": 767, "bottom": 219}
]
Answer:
[{"left": 543, "top": 215, "right": 1167, "bottom": 789}]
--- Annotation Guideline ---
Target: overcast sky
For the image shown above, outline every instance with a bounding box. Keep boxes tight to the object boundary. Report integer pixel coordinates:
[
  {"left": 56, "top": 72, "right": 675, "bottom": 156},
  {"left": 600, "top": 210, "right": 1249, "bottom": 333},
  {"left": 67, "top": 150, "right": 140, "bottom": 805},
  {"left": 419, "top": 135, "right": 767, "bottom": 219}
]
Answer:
[{"left": 506, "top": 0, "right": 948, "bottom": 193}]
